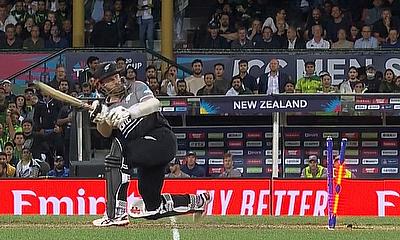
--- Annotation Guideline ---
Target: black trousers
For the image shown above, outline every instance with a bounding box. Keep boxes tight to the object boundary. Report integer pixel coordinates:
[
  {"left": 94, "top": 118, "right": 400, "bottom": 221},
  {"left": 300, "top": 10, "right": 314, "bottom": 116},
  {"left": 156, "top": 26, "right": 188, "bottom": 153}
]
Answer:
[{"left": 123, "top": 127, "right": 177, "bottom": 211}]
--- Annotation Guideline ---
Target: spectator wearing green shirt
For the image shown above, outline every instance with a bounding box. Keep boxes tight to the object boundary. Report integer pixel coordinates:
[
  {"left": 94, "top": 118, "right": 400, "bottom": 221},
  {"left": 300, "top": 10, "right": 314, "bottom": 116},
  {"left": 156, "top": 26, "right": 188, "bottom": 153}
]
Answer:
[{"left": 295, "top": 61, "right": 321, "bottom": 93}]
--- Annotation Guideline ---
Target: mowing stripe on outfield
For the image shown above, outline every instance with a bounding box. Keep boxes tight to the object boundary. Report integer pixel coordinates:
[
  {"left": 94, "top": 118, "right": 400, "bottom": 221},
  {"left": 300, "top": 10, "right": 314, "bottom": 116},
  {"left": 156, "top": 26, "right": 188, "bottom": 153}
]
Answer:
[{"left": 169, "top": 216, "right": 180, "bottom": 240}]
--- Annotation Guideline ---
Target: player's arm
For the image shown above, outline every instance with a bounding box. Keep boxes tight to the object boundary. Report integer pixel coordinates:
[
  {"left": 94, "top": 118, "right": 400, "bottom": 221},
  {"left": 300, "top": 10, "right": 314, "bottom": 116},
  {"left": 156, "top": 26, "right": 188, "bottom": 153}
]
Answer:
[{"left": 127, "top": 96, "right": 160, "bottom": 119}]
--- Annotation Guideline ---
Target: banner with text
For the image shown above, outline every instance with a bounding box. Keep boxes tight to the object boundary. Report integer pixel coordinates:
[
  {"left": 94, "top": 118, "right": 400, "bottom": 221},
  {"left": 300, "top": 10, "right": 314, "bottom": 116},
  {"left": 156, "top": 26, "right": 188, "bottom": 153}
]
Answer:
[{"left": 2, "top": 179, "right": 400, "bottom": 216}]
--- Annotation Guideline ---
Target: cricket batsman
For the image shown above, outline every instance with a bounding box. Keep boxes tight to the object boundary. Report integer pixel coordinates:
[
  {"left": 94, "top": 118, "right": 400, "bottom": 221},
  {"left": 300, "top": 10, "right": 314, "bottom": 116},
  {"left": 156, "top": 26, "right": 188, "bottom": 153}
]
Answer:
[{"left": 90, "top": 62, "right": 210, "bottom": 227}]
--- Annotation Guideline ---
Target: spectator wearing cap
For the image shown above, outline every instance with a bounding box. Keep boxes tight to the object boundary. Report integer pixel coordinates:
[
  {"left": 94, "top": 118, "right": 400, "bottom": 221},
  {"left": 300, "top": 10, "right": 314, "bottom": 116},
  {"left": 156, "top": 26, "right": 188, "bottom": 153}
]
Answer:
[
  {"left": 318, "top": 72, "right": 337, "bottom": 93},
  {"left": 181, "top": 151, "right": 206, "bottom": 177},
  {"left": 165, "top": 158, "right": 190, "bottom": 178},
  {"left": 202, "top": 21, "right": 229, "bottom": 49},
  {"left": 47, "top": 155, "right": 69, "bottom": 177},
  {"left": 300, "top": 155, "right": 327, "bottom": 178},
  {"left": 295, "top": 61, "right": 321, "bottom": 93},
  {"left": 219, "top": 152, "right": 241, "bottom": 178},
  {"left": 78, "top": 56, "right": 99, "bottom": 85},
  {"left": 225, "top": 75, "right": 252, "bottom": 96},
  {"left": 0, "top": 151, "right": 15, "bottom": 177},
  {"left": 258, "top": 58, "right": 292, "bottom": 94},
  {"left": 364, "top": 64, "right": 381, "bottom": 93},
  {"left": 16, "top": 147, "right": 40, "bottom": 178},
  {"left": 354, "top": 25, "right": 378, "bottom": 49},
  {"left": 2, "top": 79, "right": 16, "bottom": 103},
  {"left": 306, "top": 25, "right": 330, "bottom": 49},
  {"left": 0, "top": 23, "right": 23, "bottom": 49},
  {"left": 231, "top": 27, "right": 253, "bottom": 49}
]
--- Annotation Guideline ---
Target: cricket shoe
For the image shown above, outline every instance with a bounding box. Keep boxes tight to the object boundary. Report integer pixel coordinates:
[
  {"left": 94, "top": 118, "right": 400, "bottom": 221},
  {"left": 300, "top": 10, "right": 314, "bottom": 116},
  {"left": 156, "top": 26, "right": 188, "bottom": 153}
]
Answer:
[
  {"left": 193, "top": 192, "right": 211, "bottom": 221},
  {"left": 92, "top": 213, "right": 129, "bottom": 227}
]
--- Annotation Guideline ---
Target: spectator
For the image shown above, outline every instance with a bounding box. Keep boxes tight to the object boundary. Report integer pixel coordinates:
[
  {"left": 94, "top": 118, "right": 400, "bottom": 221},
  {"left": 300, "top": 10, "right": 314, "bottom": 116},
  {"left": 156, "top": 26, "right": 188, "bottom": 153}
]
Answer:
[
  {"left": 382, "top": 28, "right": 400, "bottom": 48},
  {"left": 165, "top": 158, "right": 190, "bottom": 178},
  {"left": 362, "top": 0, "right": 384, "bottom": 25},
  {"left": 219, "top": 152, "right": 241, "bottom": 178},
  {"left": 45, "top": 24, "right": 69, "bottom": 49},
  {"left": 0, "top": 24, "right": 23, "bottom": 49},
  {"left": 373, "top": 8, "right": 400, "bottom": 44},
  {"left": 300, "top": 155, "right": 327, "bottom": 178},
  {"left": 11, "top": 0, "right": 28, "bottom": 24},
  {"left": 78, "top": 56, "right": 99, "bottom": 84},
  {"left": 202, "top": 21, "right": 229, "bottom": 49},
  {"left": 40, "top": 20, "right": 52, "bottom": 41},
  {"left": 0, "top": 123, "right": 8, "bottom": 151},
  {"left": 295, "top": 61, "right": 321, "bottom": 93},
  {"left": 262, "top": 8, "right": 288, "bottom": 34},
  {"left": 185, "top": 59, "right": 204, "bottom": 95},
  {"left": 145, "top": 65, "right": 157, "bottom": 84},
  {"left": 284, "top": 81, "right": 295, "bottom": 93},
  {"left": 49, "top": 64, "right": 66, "bottom": 89},
  {"left": 12, "top": 132, "right": 24, "bottom": 162},
  {"left": 15, "top": 147, "right": 40, "bottom": 178},
  {"left": 47, "top": 155, "right": 69, "bottom": 177},
  {"left": 234, "top": 59, "right": 258, "bottom": 94},
  {"left": 364, "top": 64, "right": 381, "bottom": 93},
  {"left": 160, "top": 65, "right": 179, "bottom": 96},
  {"left": 394, "top": 76, "right": 400, "bottom": 92},
  {"left": 58, "top": 79, "right": 69, "bottom": 94},
  {"left": 258, "top": 58, "right": 291, "bottom": 94},
  {"left": 125, "top": 66, "right": 137, "bottom": 84},
  {"left": 196, "top": 72, "right": 223, "bottom": 96},
  {"left": 254, "top": 26, "right": 281, "bottom": 49},
  {"left": 61, "top": 19, "right": 72, "bottom": 46},
  {"left": 333, "top": 157, "right": 355, "bottom": 178},
  {"left": 332, "top": 28, "right": 354, "bottom": 49},
  {"left": 176, "top": 80, "right": 194, "bottom": 96},
  {"left": 305, "top": 8, "right": 328, "bottom": 40},
  {"left": 213, "top": 63, "right": 230, "bottom": 93},
  {"left": 282, "top": 26, "right": 305, "bottom": 49},
  {"left": 339, "top": 66, "right": 360, "bottom": 93},
  {"left": 379, "top": 69, "right": 396, "bottom": 93},
  {"left": 4, "top": 141, "right": 17, "bottom": 167},
  {"left": 306, "top": 24, "right": 330, "bottom": 49},
  {"left": 22, "top": 119, "right": 51, "bottom": 162},
  {"left": 2, "top": 79, "right": 16, "bottom": 103},
  {"left": 79, "top": 82, "right": 92, "bottom": 98},
  {"left": 0, "top": 4, "right": 17, "bottom": 32},
  {"left": 115, "top": 56, "right": 127, "bottom": 73},
  {"left": 218, "top": 12, "right": 236, "bottom": 42},
  {"left": 354, "top": 25, "right": 378, "bottom": 49},
  {"left": 181, "top": 151, "right": 206, "bottom": 177},
  {"left": 0, "top": 151, "right": 15, "bottom": 177},
  {"left": 23, "top": 88, "right": 36, "bottom": 120},
  {"left": 56, "top": 0, "right": 71, "bottom": 25},
  {"left": 231, "top": 27, "right": 253, "bottom": 49},
  {"left": 353, "top": 81, "right": 367, "bottom": 93},
  {"left": 47, "top": 11, "right": 57, "bottom": 27},
  {"left": 318, "top": 71, "right": 337, "bottom": 93},
  {"left": 247, "top": 19, "right": 262, "bottom": 43},
  {"left": 34, "top": 0, "right": 48, "bottom": 26},
  {"left": 21, "top": 17, "right": 34, "bottom": 40},
  {"left": 112, "top": 0, "right": 128, "bottom": 46},
  {"left": 15, "top": 95, "right": 28, "bottom": 119},
  {"left": 23, "top": 25, "right": 45, "bottom": 50},
  {"left": 349, "top": 24, "right": 361, "bottom": 43},
  {"left": 136, "top": 0, "right": 154, "bottom": 49},
  {"left": 326, "top": 5, "right": 351, "bottom": 42},
  {"left": 91, "top": 10, "right": 119, "bottom": 47},
  {"left": 148, "top": 77, "right": 164, "bottom": 96},
  {"left": 225, "top": 76, "right": 253, "bottom": 96}
]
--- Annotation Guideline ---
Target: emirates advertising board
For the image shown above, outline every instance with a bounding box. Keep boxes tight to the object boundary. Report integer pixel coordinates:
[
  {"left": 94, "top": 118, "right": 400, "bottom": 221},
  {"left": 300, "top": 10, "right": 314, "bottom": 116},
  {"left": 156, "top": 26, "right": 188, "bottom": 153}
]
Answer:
[{"left": 1, "top": 179, "right": 400, "bottom": 217}]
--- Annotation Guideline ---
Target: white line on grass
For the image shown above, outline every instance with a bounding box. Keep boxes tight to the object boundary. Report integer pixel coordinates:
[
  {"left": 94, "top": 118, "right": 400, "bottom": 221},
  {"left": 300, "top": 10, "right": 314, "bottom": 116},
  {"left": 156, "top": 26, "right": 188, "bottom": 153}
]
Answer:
[{"left": 169, "top": 216, "right": 180, "bottom": 240}]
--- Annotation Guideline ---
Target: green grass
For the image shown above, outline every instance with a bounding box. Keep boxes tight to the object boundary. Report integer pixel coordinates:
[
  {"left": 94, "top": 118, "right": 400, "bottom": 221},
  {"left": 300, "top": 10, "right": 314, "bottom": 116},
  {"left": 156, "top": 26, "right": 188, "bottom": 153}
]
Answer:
[{"left": 2, "top": 215, "right": 399, "bottom": 240}]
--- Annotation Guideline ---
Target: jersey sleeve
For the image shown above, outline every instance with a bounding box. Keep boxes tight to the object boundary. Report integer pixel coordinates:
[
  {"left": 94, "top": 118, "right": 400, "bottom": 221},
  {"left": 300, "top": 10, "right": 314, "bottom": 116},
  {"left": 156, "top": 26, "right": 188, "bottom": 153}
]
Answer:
[{"left": 134, "top": 81, "right": 154, "bottom": 102}]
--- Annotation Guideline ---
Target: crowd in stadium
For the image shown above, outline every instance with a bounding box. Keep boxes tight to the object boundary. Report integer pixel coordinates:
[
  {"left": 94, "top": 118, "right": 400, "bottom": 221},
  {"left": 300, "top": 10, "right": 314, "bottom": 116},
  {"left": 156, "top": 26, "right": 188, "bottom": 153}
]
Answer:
[{"left": 0, "top": 0, "right": 400, "bottom": 178}]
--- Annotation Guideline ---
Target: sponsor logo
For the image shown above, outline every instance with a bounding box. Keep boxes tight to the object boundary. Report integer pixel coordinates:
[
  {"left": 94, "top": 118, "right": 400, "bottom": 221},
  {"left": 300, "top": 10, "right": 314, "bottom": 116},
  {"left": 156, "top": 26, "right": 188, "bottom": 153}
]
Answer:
[
  {"left": 367, "top": 105, "right": 380, "bottom": 110},
  {"left": 362, "top": 141, "right": 379, "bottom": 147},
  {"left": 342, "top": 132, "right": 359, "bottom": 139},
  {"left": 285, "top": 141, "right": 301, "bottom": 147},
  {"left": 305, "top": 149, "right": 320, "bottom": 156},
  {"left": 207, "top": 133, "right": 224, "bottom": 139},
  {"left": 160, "top": 100, "right": 171, "bottom": 106},
  {"left": 246, "top": 132, "right": 263, "bottom": 139},
  {"left": 265, "top": 158, "right": 282, "bottom": 164},
  {"left": 208, "top": 167, "right": 223, "bottom": 174},
  {"left": 323, "top": 132, "right": 339, "bottom": 138},
  {"left": 188, "top": 133, "right": 205, "bottom": 140},
  {"left": 394, "top": 105, "right": 400, "bottom": 110},
  {"left": 193, "top": 150, "right": 206, "bottom": 156},
  {"left": 381, "top": 150, "right": 398, "bottom": 156},
  {"left": 355, "top": 98, "right": 371, "bottom": 104},
  {"left": 208, "top": 159, "right": 223, "bottom": 165},
  {"left": 245, "top": 159, "right": 263, "bottom": 165},
  {"left": 381, "top": 158, "right": 399, "bottom": 165},
  {"left": 285, "top": 158, "right": 301, "bottom": 165},
  {"left": 389, "top": 98, "right": 400, "bottom": 104},
  {"left": 233, "top": 159, "right": 244, "bottom": 165},
  {"left": 304, "top": 133, "right": 319, "bottom": 138},
  {"left": 384, "top": 105, "right": 393, "bottom": 110},
  {"left": 228, "top": 150, "right": 244, "bottom": 156},
  {"left": 247, "top": 150, "right": 263, "bottom": 156},
  {"left": 208, "top": 149, "right": 225, "bottom": 156},
  {"left": 176, "top": 150, "right": 186, "bottom": 157},
  {"left": 227, "top": 133, "right": 243, "bottom": 139},
  {"left": 361, "top": 132, "right": 378, "bottom": 139},
  {"left": 208, "top": 141, "right": 224, "bottom": 148},
  {"left": 381, "top": 132, "right": 398, "bottom": 139},
  {"left": 265, "top": 150, "right": 282, "bottom": 156},
  {"left": 175, "top": 107, "right": 187, "bottom": 112},
  {"left": 171, "top": 99, "right": 187, "bottom": 106},
  {"left": 284, "top": 167, "right": 301, "bottom": 174},
  {"left": 372, "top": 98, "right": 388, "bottom": 104},
  {"left": 361, "top": 149, "right": 379, "bottom": 156},
  {"left": 304, "top": 141, "right": 320, "bottom": 147},
  {"left": 347, "top": 141, "right": 359, "bottom": 147},
  {"left": 285, "top": 149, "right": 301, "bottom": 157},
  {"left": 162, "top": 107, "right": 175, "bottom": 112},
  {"left": 175, "top": 133, "right": 186, "bottom": 139},
  {"left": 284, "top": 132, "right": 301, "bottom": 138},
  {"left": 362, "top": 167, "right": 379, "bottom": 174},
  {"left": 196, "top": 158, "right": 206, "bottom": 165},
  {"left": 362, "top": 158, "right": 379, "bottom": 165},
  {"left": 265, "top": 132, "right": 273, "bottom": 138},
  {"left": 344, "top": 159, "right": 359, "bottom": 165},
  {"left": 265, "top": 167, "right": 281, "bottom": 173},
  {"left": 246, "top": 141, "right": 263, "bottom": 147},
  {"left": 382, "top": 168, "right": 399, "bottom": 174},
  {"left": 354, "top": 105, "right": 367, "bottom": 110},
  {"left": 228, "top": 140, "right": 243, "bottom": 147},
  {"left": 345, "top": 149, "right": 359, "bottom": 156},
  {"left": 323, "top": 150, "right": 339, "bottom": 156},
  {"left": 189, "top": 141, "right": 205, "bottom": 148},
  {"left": 246, "top": 167, "right": 263, "bottom": 174},
  {"left": 382, "top": 140, "right": 398, "bottom": 147},
  {"left": 265, "top": 141, "right": 272, "bottom": 147}
]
